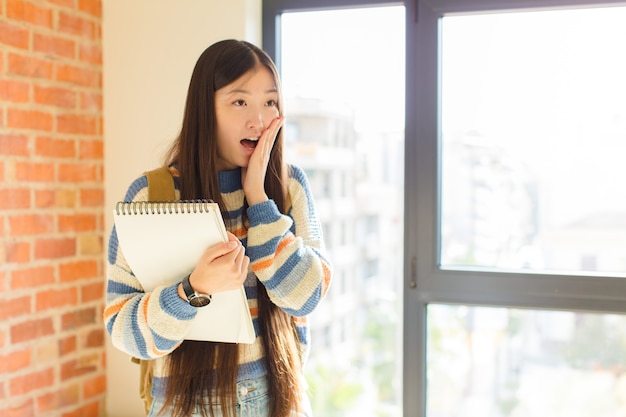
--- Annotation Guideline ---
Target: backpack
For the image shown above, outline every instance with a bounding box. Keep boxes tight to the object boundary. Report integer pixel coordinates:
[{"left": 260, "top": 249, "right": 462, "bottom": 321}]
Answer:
[{"left": 131, "top": 166, "right": 176, "bottom": 415}]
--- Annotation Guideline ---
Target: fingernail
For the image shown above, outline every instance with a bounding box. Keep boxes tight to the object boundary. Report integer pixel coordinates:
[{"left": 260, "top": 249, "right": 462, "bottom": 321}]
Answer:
[{"left": 228, "top": 241, "right": 238, "bottom": 248}]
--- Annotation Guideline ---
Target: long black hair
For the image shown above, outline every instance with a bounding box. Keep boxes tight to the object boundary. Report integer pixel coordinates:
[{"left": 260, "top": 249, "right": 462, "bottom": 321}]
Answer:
[{"left": 160, "top": 40, "right": 302, "bottom": 417}]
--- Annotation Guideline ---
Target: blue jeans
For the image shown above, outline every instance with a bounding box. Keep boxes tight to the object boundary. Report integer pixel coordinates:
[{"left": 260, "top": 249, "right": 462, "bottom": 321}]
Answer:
[{"left": 150, "top": 376, "right": 312, "bottom": 417}]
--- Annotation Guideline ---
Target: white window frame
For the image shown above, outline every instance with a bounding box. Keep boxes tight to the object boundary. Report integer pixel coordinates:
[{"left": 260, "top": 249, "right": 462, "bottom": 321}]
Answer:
[{"left": 262, "top": 0, "right": 626, "bottom": 415}]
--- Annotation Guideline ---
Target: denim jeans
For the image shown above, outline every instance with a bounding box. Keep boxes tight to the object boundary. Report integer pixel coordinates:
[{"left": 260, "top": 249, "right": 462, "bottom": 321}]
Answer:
[{"left": 149, "top": 376, "right": 312, "bottom": 417}]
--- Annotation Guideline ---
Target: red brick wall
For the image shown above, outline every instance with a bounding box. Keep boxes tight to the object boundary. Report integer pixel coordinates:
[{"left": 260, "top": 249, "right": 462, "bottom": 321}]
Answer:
[{"left": 1, "top": 0, "right": 105, "bottom": 415}]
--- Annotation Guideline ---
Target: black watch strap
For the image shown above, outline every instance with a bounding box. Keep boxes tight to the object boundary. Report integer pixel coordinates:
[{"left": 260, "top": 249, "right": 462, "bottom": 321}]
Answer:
[{"left": 181, "top": 274, "right": 212, "bottom": 307}]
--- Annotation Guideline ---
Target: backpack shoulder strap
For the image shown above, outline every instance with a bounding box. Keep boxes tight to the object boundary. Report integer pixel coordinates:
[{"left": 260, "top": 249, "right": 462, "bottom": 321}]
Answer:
[
  {"left": 144, "top": 166, "right": 176, "bottom": 201},
  {"left": 133, "top": 166, "right": 175, "bottom": 414}
]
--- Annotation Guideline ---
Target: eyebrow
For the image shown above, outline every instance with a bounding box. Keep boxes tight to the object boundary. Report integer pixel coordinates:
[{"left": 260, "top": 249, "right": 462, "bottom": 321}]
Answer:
[{"left": 223, "top": 87, "right": 278, "bottom": 95}]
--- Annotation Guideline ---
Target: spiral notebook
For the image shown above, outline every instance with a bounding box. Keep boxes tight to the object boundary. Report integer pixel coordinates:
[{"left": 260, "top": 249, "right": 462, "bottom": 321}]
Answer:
[{"left": 112, "top": 200, "right": 255, "bottom": 343}]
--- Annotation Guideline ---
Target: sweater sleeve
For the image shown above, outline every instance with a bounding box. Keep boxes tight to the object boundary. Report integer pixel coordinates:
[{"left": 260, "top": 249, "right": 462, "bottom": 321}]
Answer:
[
  {"left": 245, "top": 165, "right": 332, "bottom": 316},
  {"left": 103, "top": 175, "right": 198, "bottom": 359}
]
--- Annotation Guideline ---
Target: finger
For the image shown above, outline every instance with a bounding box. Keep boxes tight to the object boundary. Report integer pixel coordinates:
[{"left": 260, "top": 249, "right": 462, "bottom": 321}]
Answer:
[
  {"left": 239, "top": 255, "right": 251, "bottom": 282},
  {"left": 233, "top": 246, "right": 246, "bottom": 272},
  {"left": 242, "top": 255, "right": 250, "bottom": 274},
  {"left": 256, "top": 117, "right": 283, "bottom": 159},
  {"left": 204, "top": 238, "right": 239, "bottom": 262},
  {"left": 263, "top": 117, "right": 284, "bottom": 151},
  {"left": 226, "top": 231, "right": 242, "bottom": 244}
]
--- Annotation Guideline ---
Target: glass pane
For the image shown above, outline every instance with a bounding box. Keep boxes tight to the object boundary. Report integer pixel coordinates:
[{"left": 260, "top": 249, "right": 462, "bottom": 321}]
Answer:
[
  {"left": 281, "top": 6, "right": 405, "bottom": 416},
  {"left": 428, "top": 304, "right": 626, "bottom": 417},
  {"left": 440, "top": 7, "right": 626, "bottom": 275}
]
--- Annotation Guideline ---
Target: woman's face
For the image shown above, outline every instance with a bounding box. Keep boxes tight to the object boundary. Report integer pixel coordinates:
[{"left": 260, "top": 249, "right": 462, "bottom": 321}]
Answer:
[{"left": 214, "top": 66, "right": 280, "bottom": 171}]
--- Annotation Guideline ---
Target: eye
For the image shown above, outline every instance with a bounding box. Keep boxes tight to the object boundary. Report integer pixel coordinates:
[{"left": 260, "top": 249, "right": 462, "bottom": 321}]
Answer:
[
  {"left": 266, "top": 99, "right": 278, "bottom": 107},
  {"left": 233, "top": 99, "right": 246, "bottom": 106}
]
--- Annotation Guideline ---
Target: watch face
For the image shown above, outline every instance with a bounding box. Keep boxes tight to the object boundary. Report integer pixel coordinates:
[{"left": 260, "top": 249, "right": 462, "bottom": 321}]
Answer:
[{"left": 189, "top": 294, "right": 211, "bottom": 307}]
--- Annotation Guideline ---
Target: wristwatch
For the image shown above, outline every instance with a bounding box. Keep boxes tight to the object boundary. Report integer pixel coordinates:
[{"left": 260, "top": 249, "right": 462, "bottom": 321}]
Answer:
[{"left": 181, "top": 273, "right": 212, "bottom": 307}]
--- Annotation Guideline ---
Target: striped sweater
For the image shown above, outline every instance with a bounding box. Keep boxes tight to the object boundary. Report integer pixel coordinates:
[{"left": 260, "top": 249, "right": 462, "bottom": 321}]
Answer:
[{"left": 104, "top": 164, "right": 332, "bottom": 389}]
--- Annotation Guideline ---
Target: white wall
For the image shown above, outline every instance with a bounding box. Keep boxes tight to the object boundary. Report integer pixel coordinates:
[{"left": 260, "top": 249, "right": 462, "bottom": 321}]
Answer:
[{"left": 102, "top": 1, "right": 261, "bottom": 415}]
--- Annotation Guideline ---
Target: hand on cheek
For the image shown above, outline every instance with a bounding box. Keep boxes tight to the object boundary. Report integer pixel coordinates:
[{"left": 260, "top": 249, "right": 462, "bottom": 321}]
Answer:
[{"left": 242, "top": 116, "right": 284, "bottom": 206}]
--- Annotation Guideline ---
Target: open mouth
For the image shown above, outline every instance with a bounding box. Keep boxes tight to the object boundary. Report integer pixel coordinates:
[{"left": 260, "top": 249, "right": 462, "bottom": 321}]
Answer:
[{"left": 240, "top": 138, "right": 259, "bottom": 149}]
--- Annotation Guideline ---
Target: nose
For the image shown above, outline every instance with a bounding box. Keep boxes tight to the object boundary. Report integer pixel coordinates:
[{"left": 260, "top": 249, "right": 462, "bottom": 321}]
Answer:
[{"left": 246, "top": 108, "right": 265, "bottom": 131}]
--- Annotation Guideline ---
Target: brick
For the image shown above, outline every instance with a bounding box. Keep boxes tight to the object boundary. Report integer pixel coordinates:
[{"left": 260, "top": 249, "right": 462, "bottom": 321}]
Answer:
[
  {"left": 11, "top": 265, "right": 55, "bottom": 289},
  {"left": 58, "top": 163, "right": 98, "bottom": 182},
  {"left": 81, "top": 281, "right": 103, "bottom": 303},
  {"left": 0, "top": 134, "right": 30, "bottom": 156},
  {"left": 0, "top": 295, "right": 31, "bottom": 321},
  {"left": 84, "top": 328, "right": 104, "bottom": 349},
  {"left": 1, "top": 347, "right": 32, "bottom": 373},
  {"left": 37, "top": 382, "right": 80, "bottom": 414},
  {"left": 57, "top": 189, "right": 79, "bottom": 208},
  {"left": 10, "top": 367, "right": 55, "bottom": 396},
  {"left": 57, "top": 114, "right": 98, "bottom": 135},
  {"left": 0, "top": 79, "right": 30, "bottom": 102},
  {"left": 47, "top": 0, "right": 75, "bottom": 8},
  {"left": 78, "top": 0, "right": 102, "bottom": 18},
  {"left": 7, "top": 53, "right": 55, "bottom": 79},
  {"left": 95, "top": 24, "right": 102, "bottom": 42},
  {"left": 79, "top": 91, "right": 103, "bottom": 112},
  {"left": 62, "top": 400, "right": 101, "bottom": 417},
  {"left": 36, "top": 391, "right": 58, "bottom": 414},
  {"left": 6, "top": 0, "right": 54, "bottom": 29},
  {"left": 4, "top": 241, "right": 31, "bottom": 263},
  {"left": 60, "top": 382, "right": 81, "bottom": 407},
  {"left": 0, "top": 20, "right": 29, "bottom": 49},
  {"left": 34, "top": 86, "right": 77, "bottom": 109},
  {"left": 34, "top": 33, "right": 75, "bottom": 59},
  {"left": 36, "top": 339, "right": 59, "bottom": 363},
  {"left": 80, "top": 188, "right": 103, "bottom": 207},
  {"left": 61, "top": 307, "right": 95, "bottom": 331},
  {"left": 36, "top": 188, "right": 77, "bottom": 208},
  {"left": 79, "top": 139, "right": 103, "bottom": 159},
  {"left": 34, "top": 189, "right": 56, "bottom": 208},
  {"left": 58, "top": 12, "right": 97, "bottom": 39},
  {"left": 79, "top": 42, "right": 102, "bottom": 66},
  {"left": 59, "top": 213, "right": 97, "bottom": 233},
  {"left": 9, "top": 214, "right": 54, "bottom": 236},
  {"left": 11, "top": 317, "right": 55, "bottom": 344},
  {"left": 0, "top": 188, "right": 31, "bottom": 209},
  {"left": 56, "top": 64, "right": 100, "bottom": 88},
  {"left": 59, "top": 335, "right": 77, "bottom": 356},
  {"left": 35, "top": 136, "right": 76, "bottom": 158},
  {"left": 59, "top": 260, "right": 98, "bottom": 282},
  {"left": 7, "top": 109, "right": 54, "bottom": 131},
  {"left": 34, "top": 237, "right": 76, "bottom": 259},
  {"left": 36, "top": 287, "right": 78, "bottom": 311},
  {"left": 15, "top": 161, "right": 55, "bottom": 182},
  {"left": 1, "top": 399, "right": 35, "bottom": 417},
  {"left": 78, "top": 234, "right": 102, "bottom": 255},
  {"left": 82, "top": 374, "right": 105, "bottom": 398},
  {"left": 60, "top": 353, "right": 99, "bottom": 381}
]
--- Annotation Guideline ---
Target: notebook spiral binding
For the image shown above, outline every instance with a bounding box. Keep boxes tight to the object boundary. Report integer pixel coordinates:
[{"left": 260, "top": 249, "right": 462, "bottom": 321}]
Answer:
[{"left": 115, "top": 199, "right": 215, "bottom": 215}]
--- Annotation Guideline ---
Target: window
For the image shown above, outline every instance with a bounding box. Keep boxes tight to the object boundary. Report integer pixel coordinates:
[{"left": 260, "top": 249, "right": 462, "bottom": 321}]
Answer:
[
  {"left": 263, "top": 0, "right": 626, "bottom": 416},
  {"left": 440, "top": 8, "right": 626, "bottom": 275},
  {"left": 265, "top": 4, "right": 405, "bottom": 416}
]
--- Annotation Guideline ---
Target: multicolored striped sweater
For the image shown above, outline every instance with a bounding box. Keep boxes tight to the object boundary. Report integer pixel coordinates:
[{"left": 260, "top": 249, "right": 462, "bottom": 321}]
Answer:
[{"left": 104, "top": 164, "right": 332, "bottom": 391}]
